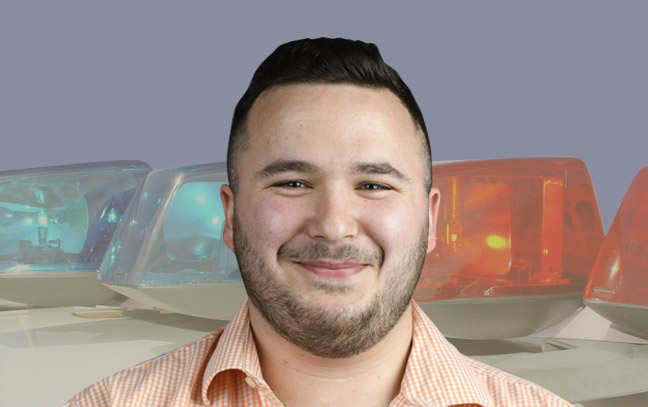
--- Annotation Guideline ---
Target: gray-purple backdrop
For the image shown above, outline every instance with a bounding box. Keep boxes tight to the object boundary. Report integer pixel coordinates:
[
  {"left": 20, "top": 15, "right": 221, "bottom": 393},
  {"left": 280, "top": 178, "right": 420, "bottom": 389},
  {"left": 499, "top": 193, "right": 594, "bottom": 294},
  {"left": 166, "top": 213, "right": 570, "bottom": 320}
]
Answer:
[{"left": 1, "top": 1, "right": 646, "bottom": 231}]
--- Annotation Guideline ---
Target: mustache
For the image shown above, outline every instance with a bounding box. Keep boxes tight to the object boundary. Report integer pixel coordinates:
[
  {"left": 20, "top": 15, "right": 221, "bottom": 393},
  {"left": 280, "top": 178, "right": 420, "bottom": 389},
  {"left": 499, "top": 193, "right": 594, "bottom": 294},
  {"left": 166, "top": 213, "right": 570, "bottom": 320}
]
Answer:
[{"left": 277, "top": 241, "right": 384, "bottom": 266}]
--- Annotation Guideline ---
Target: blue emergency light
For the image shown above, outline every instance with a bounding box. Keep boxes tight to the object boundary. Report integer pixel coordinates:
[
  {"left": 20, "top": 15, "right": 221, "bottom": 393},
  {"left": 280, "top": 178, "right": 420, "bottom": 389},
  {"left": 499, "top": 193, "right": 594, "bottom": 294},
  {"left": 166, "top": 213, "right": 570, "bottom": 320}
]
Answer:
[
  {"left": 0, "top": 161, "right": 151, "bottom": 307},
  {"left": 98, "top": 162, "right": 243, "bottom": 320}
]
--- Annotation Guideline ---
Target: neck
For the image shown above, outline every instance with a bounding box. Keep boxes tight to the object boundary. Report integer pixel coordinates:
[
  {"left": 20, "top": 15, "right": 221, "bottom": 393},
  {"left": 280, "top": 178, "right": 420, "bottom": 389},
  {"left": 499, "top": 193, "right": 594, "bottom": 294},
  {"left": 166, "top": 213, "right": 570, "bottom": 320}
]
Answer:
[{"left": 248, "top": 303, "right": 413, "bottom": 407}]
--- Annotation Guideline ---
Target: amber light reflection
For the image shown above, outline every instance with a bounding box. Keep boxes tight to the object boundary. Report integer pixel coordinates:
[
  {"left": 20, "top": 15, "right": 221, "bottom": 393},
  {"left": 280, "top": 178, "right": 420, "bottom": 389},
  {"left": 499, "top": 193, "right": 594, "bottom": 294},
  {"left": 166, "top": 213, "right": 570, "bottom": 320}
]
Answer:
[{"left": 415, "top": 158, "right": 604, "bottom": 302}]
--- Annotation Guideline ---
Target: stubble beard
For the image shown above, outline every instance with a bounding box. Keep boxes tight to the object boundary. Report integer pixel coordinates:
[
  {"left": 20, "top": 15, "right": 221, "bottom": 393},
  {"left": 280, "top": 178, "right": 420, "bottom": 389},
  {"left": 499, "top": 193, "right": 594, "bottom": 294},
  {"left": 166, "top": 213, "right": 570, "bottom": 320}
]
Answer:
[{"left": 232, "top": 214, "right": 429, "bottom": 359}]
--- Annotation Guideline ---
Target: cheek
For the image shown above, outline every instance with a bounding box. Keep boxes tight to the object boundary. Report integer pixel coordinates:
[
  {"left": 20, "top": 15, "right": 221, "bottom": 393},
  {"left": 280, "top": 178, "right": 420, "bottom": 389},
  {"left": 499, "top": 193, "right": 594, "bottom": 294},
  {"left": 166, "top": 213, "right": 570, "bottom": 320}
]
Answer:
[
  {"left": 244, "top": 197, "right": 305, "bottom": 245},
  {"left": 361, "top": 200, "right": 425, "bottom": 250}
]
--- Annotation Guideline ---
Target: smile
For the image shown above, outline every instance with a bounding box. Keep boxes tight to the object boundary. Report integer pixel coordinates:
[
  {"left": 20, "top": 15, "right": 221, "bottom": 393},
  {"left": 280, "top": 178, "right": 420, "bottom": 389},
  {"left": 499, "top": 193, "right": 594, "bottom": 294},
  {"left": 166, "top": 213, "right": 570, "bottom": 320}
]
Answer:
[{"left": 294, "top": 260, "right": 368, "bottom": 279}]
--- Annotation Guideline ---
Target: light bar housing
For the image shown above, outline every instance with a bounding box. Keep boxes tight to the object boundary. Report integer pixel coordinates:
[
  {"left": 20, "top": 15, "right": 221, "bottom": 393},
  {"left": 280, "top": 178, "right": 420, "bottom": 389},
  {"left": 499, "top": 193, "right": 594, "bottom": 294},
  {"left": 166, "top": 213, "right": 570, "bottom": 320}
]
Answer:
[
  {"left": 584, "top": 167, "right": 648, "bottom": 339},
  {"left": 414, "top": 157, "right": 604, "bottom": 338},
  {"left": 98, "top": 163, "right": 244, "bottom": 320},
  {"left": 0, "top": 161, "right": 151, "bottom": 307}
]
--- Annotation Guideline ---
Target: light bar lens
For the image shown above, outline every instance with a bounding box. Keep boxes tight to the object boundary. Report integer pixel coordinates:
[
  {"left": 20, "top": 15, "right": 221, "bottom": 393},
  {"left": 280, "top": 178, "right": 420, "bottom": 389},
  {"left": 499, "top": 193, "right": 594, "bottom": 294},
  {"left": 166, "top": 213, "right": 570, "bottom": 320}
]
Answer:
[
  {"left": 98, "top": 163, "right": 243, "bottom": 319},
  {"left": 0, "top": 161, "right": 151, "bottom": 273},
  {"left": 99, "top": 164, "right": 239, "bottom": 286},
  {"left": 585, "top": 167, "right": 648, "bottom": 338},
  {"left": 0, "top": 161, "right": 151, "bottom": 306},
  {"left": 414, "top": 158, "right": 604, "bottom": 338},
  {"left": 163, "top": 182, "right": 227, "bottom": 264}
]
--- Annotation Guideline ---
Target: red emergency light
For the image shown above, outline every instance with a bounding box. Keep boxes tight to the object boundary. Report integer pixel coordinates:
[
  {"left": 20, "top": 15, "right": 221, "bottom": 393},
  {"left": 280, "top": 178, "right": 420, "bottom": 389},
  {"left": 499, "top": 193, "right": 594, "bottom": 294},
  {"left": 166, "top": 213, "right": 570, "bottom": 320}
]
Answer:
[
  {"left": 584, "top": 167, "right": 648, "bottom": 339},
  {"left": 415, "top": 157, "right": 604, "bottom": 339}
]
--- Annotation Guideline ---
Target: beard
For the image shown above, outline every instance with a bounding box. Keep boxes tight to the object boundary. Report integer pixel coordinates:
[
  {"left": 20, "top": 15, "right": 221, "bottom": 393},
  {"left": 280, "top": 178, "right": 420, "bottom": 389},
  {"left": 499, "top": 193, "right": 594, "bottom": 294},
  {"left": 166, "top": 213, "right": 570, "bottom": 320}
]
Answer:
[{"left": 232, "top": 213, "right": 429, "bottom": 359}]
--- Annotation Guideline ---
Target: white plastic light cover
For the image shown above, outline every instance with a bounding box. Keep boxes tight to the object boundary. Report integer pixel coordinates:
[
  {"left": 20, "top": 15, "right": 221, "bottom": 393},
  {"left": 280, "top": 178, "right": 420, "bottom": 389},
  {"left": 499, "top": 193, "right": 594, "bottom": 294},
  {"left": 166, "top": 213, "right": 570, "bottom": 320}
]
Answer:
[
  {"left": 98, "top": 163, "right": 243, "bottom": 320},
  {"left": 0, "top": 161, "right": 151, "bottom": 307}
]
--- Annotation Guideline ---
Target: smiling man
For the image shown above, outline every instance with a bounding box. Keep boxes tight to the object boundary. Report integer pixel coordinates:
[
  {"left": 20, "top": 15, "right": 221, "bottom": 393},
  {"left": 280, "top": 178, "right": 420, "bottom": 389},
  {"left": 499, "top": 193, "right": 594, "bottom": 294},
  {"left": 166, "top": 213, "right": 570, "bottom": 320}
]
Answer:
[
  {"left": 225, "top": 83, "right": 431, "bottom": 360},
  {"left": 66, "top": 38, "right": 573, "bottom": 407}
]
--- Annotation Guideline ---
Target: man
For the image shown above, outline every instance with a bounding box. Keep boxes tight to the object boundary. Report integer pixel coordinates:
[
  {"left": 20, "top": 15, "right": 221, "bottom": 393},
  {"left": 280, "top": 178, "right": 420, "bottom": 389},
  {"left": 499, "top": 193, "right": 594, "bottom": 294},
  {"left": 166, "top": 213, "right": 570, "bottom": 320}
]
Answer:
[{"left": 66, "top": 38, "right": 573, "bottom": 407}]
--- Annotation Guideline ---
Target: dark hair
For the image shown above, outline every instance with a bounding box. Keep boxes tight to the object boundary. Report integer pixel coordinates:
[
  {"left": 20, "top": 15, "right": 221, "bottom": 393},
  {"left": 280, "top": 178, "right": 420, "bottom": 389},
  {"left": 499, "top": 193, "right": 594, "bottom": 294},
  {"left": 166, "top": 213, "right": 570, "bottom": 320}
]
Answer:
[{"left": 227, "top": 37, "right": 431, "bottom": 194}]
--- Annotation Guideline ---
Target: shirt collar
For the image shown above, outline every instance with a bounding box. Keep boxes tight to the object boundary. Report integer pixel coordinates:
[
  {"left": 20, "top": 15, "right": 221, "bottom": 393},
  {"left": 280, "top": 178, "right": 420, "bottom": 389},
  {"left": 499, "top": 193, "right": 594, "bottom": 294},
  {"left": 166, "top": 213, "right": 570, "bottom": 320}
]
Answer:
[
  {"left": 202, "top": 300, "right": 262, "bottom": 405},
  {"left": 398, "top": 302, "right": 494, "bottom": 407},
  {"left": 201, "top": 300, "right": 494, "bottom": 407}
]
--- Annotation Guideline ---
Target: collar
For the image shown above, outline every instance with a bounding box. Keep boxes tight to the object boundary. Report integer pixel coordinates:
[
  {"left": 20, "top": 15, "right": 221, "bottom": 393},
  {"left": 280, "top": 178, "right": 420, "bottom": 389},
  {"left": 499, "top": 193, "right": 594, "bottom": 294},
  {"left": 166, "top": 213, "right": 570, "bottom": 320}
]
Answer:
[
  {"left": 201, "top": 300, "right": 263, "bottom": 405},
  {"left": 397, "top": 302, "right": 493, "bottom": 407},
  {"left": 201, "top": 301, "right": 493, "bottom": 407}
]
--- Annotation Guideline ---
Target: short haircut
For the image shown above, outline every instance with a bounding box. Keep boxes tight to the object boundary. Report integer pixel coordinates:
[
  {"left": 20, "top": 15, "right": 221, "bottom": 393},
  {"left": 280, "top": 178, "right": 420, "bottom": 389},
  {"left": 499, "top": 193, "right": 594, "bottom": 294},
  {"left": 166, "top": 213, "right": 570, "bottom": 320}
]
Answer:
[{"left": 227, "top": 37, "right": 432, "bottom": 194}]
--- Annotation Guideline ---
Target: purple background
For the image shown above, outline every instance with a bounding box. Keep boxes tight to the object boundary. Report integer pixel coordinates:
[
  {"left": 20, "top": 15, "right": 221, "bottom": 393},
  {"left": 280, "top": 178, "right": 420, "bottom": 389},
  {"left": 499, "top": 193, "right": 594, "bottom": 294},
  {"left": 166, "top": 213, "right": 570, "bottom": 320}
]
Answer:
[{"left": 1, "top": 1, "right": 647, "bottom": 231}]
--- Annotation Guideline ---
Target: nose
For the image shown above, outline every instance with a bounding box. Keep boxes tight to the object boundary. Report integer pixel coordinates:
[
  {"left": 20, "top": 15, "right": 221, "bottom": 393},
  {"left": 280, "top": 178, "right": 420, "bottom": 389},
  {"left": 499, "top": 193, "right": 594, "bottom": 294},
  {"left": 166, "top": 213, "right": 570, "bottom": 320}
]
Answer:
[{"left": 308, "top": 186, "right": 359, "bottom": 243}]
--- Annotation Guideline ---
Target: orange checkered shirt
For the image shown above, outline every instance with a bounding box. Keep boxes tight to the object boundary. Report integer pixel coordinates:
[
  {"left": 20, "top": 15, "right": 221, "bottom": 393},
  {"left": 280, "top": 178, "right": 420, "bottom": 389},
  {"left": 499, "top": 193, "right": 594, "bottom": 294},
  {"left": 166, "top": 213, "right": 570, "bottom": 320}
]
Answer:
[{"left": 65, "top": 302, "right": 573, "bottom": 407}]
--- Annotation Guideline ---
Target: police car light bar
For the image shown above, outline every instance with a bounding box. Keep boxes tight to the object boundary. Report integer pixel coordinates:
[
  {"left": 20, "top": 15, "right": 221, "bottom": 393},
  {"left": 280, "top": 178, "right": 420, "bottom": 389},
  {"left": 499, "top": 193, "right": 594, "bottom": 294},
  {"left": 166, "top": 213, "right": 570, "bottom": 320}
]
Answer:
[
  {"left": 98, "top": 162, "right": 244, "bottom": 320},
  {"left": 0, "top": 161, "right": 151, "bottom": 307},
  {"left": 414, "top": 157, "right": 604, "bottom": 339},
  {"left": 584, "top": 167, "right": 648, "bottom": 339}
]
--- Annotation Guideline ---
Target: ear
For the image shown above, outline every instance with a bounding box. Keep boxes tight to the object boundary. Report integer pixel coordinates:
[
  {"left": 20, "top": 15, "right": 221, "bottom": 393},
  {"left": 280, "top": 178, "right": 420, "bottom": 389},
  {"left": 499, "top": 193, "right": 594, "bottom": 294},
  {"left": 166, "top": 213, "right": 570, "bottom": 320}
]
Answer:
[
  {"left": 427, "top": 187, "right": 441, "bottom": 253},
  {"left": 220, "top": 184, "right": 235, "bottom": 252}
]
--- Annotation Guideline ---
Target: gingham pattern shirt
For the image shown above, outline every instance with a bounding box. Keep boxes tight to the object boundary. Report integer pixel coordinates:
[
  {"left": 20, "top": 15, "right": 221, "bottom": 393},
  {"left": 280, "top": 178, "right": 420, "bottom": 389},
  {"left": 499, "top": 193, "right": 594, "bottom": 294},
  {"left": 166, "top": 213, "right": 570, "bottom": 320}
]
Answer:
[{"left": 65, "top": 301, "right": 573, "bottom": 407}]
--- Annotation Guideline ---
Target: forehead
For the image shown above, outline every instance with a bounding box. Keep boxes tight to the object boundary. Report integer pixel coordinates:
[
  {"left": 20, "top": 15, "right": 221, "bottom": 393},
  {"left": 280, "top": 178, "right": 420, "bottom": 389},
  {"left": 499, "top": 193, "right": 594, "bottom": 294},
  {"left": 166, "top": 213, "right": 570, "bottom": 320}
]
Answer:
[
  {"left": 240, "top": 83, "right": 424, "bottom": 176},
  {"left": 249, "top": 83, "right": 415, "bottom": 130}
]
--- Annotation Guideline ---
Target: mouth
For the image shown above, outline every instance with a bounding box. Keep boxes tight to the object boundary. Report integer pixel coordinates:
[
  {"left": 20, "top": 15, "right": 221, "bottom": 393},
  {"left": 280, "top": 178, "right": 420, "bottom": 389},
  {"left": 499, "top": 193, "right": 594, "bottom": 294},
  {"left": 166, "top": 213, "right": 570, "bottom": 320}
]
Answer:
[{"left": 294, "top": 260, "right": 368, "bottom": 279}]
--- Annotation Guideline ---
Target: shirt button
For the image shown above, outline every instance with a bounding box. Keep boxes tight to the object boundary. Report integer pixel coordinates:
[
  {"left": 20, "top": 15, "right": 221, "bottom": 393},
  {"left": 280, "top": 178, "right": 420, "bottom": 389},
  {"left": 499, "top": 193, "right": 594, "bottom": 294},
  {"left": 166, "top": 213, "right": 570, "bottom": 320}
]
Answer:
[{"left": 244, "top": 376, "right": 257, "bottom": 389}]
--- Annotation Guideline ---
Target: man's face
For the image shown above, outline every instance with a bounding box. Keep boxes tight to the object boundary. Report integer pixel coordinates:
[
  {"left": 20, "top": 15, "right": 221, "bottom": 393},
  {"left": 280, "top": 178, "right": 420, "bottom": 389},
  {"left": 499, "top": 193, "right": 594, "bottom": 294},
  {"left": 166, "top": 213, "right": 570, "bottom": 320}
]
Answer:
[{"left": 221, "top": 83, "right": 440, "bottom": 358}]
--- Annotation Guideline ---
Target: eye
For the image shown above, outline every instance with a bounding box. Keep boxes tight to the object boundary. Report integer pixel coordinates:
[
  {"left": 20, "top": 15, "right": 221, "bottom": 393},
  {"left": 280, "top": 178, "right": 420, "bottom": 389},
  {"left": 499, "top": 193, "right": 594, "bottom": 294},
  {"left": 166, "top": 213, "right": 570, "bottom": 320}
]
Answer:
[
  {"left": 358, "top": 183, "right": 392, "bottom": 191},
  {"left": 274, "top": 180, "right": 309, "bottom": 189}
]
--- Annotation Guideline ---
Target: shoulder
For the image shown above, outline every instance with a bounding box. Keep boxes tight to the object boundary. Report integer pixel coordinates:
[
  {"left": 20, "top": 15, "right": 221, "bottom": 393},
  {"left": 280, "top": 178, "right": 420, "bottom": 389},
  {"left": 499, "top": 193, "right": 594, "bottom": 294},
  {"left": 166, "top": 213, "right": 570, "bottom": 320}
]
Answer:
[
  {"left": 464, "top": 357, "right": 574, "bottom": 407},
  {"left": 64, "top": 329, "right": 224, "bottom": 407}
]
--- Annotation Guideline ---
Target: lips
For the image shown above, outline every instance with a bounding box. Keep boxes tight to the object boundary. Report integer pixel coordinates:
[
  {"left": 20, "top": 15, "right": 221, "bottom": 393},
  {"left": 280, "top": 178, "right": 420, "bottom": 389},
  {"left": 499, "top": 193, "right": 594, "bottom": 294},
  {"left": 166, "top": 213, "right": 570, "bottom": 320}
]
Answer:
[{"left": 295, "top": 260, "right": 367, "bottom": 279}]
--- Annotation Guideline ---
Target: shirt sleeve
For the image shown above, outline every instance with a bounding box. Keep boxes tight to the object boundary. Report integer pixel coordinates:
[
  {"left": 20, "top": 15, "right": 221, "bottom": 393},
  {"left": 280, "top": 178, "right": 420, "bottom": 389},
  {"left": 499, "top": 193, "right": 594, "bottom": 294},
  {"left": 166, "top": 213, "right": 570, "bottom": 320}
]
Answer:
[{"left": 63, "top": 376, "right": 113, "bottom": 407}]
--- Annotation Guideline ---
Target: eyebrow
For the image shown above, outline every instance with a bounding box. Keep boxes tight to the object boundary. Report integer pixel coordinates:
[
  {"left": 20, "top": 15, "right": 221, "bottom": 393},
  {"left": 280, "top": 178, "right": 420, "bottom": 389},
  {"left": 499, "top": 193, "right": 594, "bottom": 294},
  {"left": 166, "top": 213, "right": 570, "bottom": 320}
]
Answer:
[
  {"left": 254, "top": 159, "right": 320, "bottom": 180},
  {"left": 352, "top": 162, "right": 411, "bottom": 183},
  {"left": 254, "top": 159, "right": 410, "bottom": 183}
]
